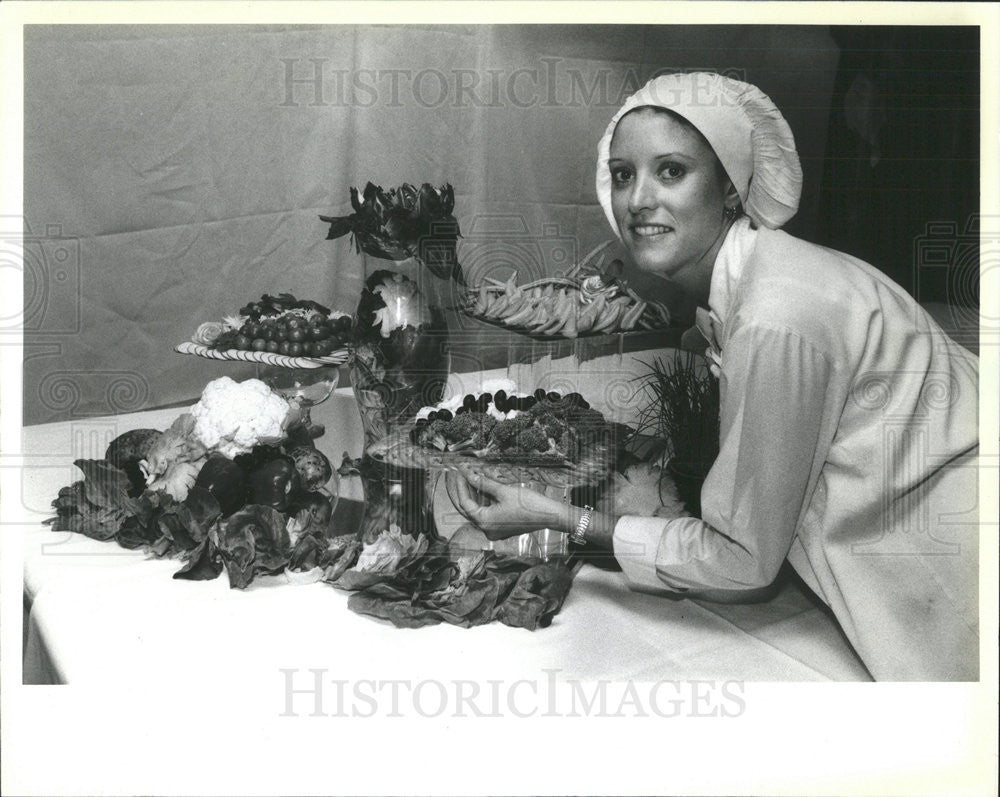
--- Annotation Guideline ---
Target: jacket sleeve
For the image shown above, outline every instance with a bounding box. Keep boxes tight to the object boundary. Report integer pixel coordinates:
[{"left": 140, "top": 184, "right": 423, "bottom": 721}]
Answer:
[{"left": 613, "top": 325, "right": 838, "bottom": 595}]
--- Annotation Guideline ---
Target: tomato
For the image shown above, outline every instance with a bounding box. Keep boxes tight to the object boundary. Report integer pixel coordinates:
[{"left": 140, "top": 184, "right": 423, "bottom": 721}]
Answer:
[
  {"left": 265, "top": 340, "right": 280, "bottom": 353},
  {"left": 246, "top": 323, "right": 262, "bottom": 338},
  {"left": 274, "top": 325, "right": 289, "bottom": 342},
  {"left": 251, "top": 338, "right": 267, "bottom": 351},
  {"left": 261, "top": 324, "right": 277, "bottom": 341},
  {"left": 302, "top": 341, "right": 318, "bottom": 356},
  {"left": 287, "top": 342, "right": 303, "bottom": 357},
  {"left": 314, "top": 339, "right": 333, "bottom": 356},
  {"left": 288, "top": 327, "right": 305, "bottom": 343},
  {"left": 234, "top": 335, "right": 252, "bottom": 350},
  {"left": 286, "top": 317, "right": 302, "bottom": 329},
  {"left": 309, "top": 323, "right": 330, "bottom": 340},
  {"left": 278, "top": 340, "right": 292, "bottom": 356}
]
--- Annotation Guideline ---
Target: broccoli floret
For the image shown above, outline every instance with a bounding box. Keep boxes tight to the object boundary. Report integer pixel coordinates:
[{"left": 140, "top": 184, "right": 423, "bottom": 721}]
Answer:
[
  {"left": 415, "top": 419, "right": 452, "bottom": 449},
  {"left": 442, "top": 412, "right": 496, "bottom": 443},
  {"left": 514, "top": 426, "right": 550, "bottom": 452},
  {"left": 490, "top": 415, "right": 533, "bottom": 449}
]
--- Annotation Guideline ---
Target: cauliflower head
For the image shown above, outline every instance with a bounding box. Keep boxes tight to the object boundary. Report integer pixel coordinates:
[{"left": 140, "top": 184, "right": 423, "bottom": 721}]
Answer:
[{"left": 190, "top": 377, "right": 292, "bottom": 458}]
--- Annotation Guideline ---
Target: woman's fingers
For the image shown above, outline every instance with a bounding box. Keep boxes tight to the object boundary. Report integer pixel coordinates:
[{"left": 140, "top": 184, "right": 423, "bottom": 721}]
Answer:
[
  {"left": 457, "top": 469, "right": 507, "bottom": 500},
  {"left": 445, "top": 470, "right": 484, "bottom": 521}
]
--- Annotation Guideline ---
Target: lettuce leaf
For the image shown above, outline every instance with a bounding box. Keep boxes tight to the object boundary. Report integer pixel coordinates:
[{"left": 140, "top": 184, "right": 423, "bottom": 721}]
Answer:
[
  {"left": 216, "top": 504, "right": 291, "bottom": 589},
  {"left": 341, "top": 546, "right": 578, "bottom": 631}
]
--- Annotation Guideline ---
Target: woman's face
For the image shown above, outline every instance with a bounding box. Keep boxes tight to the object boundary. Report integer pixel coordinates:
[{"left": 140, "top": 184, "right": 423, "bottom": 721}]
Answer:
[{"left": 608, "top": 109, "right": 733, "bottom": 283}]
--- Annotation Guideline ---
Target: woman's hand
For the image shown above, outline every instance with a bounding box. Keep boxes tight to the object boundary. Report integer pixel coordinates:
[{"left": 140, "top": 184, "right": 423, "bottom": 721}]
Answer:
[{"left": 444, "top": 471, "right": 567, "bottom": 541}]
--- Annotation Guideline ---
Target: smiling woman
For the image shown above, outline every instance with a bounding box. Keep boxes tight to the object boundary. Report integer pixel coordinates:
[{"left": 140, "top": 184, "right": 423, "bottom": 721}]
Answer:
[{"left": 450, "top": 71, "right": 981, "bottom": 682}]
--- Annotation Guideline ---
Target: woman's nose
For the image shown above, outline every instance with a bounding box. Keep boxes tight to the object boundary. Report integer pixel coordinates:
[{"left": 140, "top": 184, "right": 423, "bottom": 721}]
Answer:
[{"left": 628, "top": 173, "right": 657, "bottom": 214}]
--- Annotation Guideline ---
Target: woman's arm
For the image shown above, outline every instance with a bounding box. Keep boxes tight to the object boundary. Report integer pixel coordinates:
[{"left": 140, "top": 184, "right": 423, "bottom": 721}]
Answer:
[
  {"left": 447, "top": 470, "right": 779, "bottom": 604},
  {"left": 613, "top": 324, "right": 838, "bottom": 595},
  {"left": 448, "top": 325, "right": 838, "bottom": 601}
]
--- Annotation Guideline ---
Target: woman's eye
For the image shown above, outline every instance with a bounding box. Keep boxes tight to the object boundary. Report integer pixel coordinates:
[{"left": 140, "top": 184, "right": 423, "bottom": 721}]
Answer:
[
  {"left": 610, "top": 167, "right": 632, "bottom": 186},
  {"left": 659, "top": 163, "right": 685, "bottom": 180}
]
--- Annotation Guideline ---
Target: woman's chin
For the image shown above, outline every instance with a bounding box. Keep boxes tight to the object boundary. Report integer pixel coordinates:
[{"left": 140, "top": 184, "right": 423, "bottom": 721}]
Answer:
[{"left": 631, "top": 253, "right": 678, "bottom": 277}]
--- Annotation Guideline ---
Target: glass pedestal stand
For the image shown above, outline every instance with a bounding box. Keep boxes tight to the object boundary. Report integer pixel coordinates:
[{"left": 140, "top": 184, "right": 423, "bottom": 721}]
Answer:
[
  {"left": 257, "top": 363, "right": 342, "bottom": 509},
  {"left": 257, "top": 364, "right": 340, "bottom": 439}
]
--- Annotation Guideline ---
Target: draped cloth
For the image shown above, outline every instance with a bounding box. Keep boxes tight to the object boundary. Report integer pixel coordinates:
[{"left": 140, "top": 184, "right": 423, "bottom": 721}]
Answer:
[{"left": 22, "top": 25, "right": 840, "bottom": 424}]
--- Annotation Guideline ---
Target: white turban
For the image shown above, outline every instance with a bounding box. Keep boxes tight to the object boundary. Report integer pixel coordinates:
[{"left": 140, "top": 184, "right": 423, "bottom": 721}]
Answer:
[{"left": 596, "top": 72, "right": 803, "bottom": 232}]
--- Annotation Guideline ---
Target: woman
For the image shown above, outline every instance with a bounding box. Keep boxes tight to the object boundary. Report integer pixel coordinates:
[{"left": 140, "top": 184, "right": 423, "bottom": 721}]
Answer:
[{"left": 448, "top": 73, "right": 979, "bottom": 681}]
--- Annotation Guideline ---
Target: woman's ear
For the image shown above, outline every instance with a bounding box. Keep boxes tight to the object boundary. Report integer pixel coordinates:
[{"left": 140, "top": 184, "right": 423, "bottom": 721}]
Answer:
[{"left": 723, "top": 181, "right": 740, "bottom": 211}]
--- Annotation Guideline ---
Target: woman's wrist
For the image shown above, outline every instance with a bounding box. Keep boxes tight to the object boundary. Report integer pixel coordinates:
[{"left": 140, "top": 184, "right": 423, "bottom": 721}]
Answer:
[{"left": 561, "top": 505, "right": 618, "bottom": 549}]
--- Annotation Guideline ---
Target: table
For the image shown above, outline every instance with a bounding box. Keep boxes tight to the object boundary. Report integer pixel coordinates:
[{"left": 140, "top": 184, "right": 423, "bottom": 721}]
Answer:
[{"left": 20, "top": 394, "right": 872, "bottom": 686}]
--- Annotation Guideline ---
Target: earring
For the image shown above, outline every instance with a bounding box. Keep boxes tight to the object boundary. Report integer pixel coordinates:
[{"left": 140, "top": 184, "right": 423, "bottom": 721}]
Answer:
[{"left": 724, "top": 205, "right": 738, "bottom": 221}]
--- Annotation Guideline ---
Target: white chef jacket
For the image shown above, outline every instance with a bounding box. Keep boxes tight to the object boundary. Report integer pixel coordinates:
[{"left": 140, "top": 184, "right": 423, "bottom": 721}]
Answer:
[{"left": 613, "top": 218, "right": 980, "bottom": 681}]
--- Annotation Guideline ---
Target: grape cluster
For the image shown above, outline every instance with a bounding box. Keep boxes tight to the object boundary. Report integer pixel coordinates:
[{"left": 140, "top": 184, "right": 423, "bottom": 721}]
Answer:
[{"left": 229, "top": 315, "right": 352, "bottom": 358}]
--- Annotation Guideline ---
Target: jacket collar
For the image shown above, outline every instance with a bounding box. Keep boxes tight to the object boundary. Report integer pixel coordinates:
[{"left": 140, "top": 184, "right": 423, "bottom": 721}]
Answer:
[{"left": 681, "top": 217, "right": 758, "bottom": 355}]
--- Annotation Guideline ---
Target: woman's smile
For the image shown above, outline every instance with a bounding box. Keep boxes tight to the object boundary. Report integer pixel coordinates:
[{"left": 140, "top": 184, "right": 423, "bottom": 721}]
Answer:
[{"left": 630, "top": 223, "right": 674, "bottom": 238}]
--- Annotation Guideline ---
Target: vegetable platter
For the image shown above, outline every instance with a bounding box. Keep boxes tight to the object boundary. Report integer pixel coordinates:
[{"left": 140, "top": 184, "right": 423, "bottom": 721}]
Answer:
[
  {"left": 368, "top": 382, "right": 629, "bottom": 489},
  {"left": 459, "top": 242, "right": 672, "bottom": 339}
]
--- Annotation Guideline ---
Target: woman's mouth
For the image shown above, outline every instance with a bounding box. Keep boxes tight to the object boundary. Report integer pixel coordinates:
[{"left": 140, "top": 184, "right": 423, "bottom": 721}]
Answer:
[{"left": 630, "top": 224, "right": 674, "bottom": 238}]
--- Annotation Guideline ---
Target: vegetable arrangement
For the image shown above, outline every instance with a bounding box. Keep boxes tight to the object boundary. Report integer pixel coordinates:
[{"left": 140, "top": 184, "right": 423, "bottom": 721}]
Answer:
[
  {"left": 47, "top": 378, "right": 341, "bottom": 589},
  {"left": 461, "top": 269, "right": 671, "bottom": 338},
  {"left": 47, "top": 374, "right": 579, "bottom": 628}
]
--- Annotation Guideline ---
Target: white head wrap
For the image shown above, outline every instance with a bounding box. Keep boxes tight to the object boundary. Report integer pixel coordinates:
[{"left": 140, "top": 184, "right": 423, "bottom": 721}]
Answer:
[{"left": 596, "top": 72, "right": 803, "bottom": 233}]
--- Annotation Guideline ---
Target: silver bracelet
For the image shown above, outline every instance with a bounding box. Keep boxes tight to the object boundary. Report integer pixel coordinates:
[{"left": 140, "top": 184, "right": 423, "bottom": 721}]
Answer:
[{"left": 568, "top": 505, "right": 594, "bottom": 546}]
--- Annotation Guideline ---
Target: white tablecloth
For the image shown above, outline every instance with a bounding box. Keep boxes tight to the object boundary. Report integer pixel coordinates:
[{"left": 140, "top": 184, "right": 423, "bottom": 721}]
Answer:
[{"left": 20, "top": 397, "right": 872, "bottom": 686}]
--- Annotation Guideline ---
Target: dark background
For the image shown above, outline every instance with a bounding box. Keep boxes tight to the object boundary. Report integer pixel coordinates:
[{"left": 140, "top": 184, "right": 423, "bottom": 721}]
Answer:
[{"left": 815, "top": 26, "right": 979, "bottom": 308}]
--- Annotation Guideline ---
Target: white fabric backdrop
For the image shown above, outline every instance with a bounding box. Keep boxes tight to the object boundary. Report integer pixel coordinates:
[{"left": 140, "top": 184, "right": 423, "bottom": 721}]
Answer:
[{"left": 22, "top": 24, "right": 839, "bottom": 424}]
